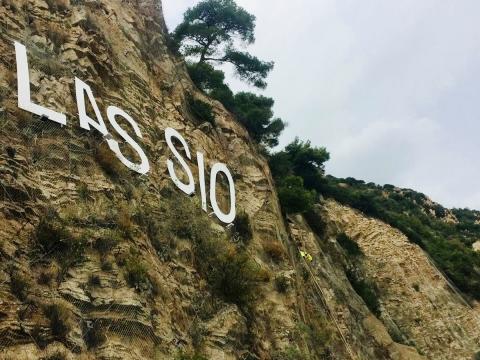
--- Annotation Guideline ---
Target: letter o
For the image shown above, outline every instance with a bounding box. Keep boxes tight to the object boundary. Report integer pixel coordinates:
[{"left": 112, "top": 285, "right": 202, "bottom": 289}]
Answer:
[{"left": 210, "top": 163, "right": 236, "bottom": 224}]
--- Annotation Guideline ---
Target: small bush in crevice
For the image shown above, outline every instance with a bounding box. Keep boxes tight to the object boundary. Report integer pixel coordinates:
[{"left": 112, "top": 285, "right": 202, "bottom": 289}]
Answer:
[
  {"left": 36, "top": 214, "right": 87, "bottom": 272},
  {"left": 187, "top": 94, "right": 215, "bottom": 126},
  {"left": 88, "top": 274, "right": 101, "bottom": 287},
  {"left": 189, "top": 320, "right": 207, "bottom": 350},
  {"left": 94, "top": 142, "right": 128, "bottom": 180},
  {"left": 81, "top": 13, "right": 99, "bottom": 33},
  {"left": 100, "top": 259, "right": 113, "bottom": 271},
  {"left": 232, "top": 211, "right": 253, "bottom": 245},
  {"left": 10, "top": 271, "right": 29, "bottom": 301},
  {"left": 47, "top": 24, "right": 69, "bottom": 53},
  {"left": 346, "top": 269, "right": 381, "bottom": 316},
  {"left": 337, "top": 232, "right": 362, "bottom": 257},
  {"left": 271, "top": 346, "right": 304, "bottom": 360},
  {"left": 277, "top": 176, "right": 316, "bottom": 214},
  {"left": 161, "top": 196, "right": 262, "bottom": 307},
  {"left": 274, "top": 275, "right": 289, "bottom": 294},
  {"left": 44, "top": 302, "right": 72, "bottom": 340},
  {"left": 94, "top": 231, "right": 121, "bottom": 257},
  {"left": 77, "top": 183, "right": 89, "bottom": 201},
  {"left": 263, "top": 240, "right": 286, "bottom": 263},
  {"left": 117, "top": 204, "right": 133, "bottom": 236},
  {"left": 195, "top": 237, "right": 261, "bottom": 306},
  {"left": 83, "top": 321, "right": 106, "bottom": 349},
  {"left": 124, "top": 249, "right": 151, "bottom": 291},
  {"left": 38, "top": 269, "right": 55, "bottom": 286}
]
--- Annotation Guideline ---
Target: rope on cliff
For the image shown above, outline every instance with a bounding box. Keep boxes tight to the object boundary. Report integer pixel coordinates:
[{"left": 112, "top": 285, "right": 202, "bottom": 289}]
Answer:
[
  {"left": 276, "top": 221, "right": 357, "bottom": 359},
  {"left": 301, "top": 257, "right": 358, "bottom": 360}
]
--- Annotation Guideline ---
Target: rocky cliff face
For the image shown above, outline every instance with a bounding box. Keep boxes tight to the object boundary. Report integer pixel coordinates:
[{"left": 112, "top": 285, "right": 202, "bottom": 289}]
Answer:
[
  {"left": 0, "top": 1, "right": 479, "bottom": 360},
  {"left": 290, "top": 199, "right": 480, "bottom": 360}
]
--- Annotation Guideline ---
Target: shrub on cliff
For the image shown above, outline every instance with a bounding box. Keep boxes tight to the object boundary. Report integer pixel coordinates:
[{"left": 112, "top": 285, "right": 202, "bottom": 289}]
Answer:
[
  {"left": 194, "top": 235, "right": 261, "bottom": 306},
  {"left": 94, "top": 142, "right": 128, "bottom": 180},
  {"left": 44, "top": 302, "right": 72, "bottom": 340},
  {"left": 10, "top": 271, "right": 30, "bottom": 301},
  {"left": 346, "top": 269, "right": 381, "bottom": 316},
  {"left": 277, "top": 176, "right": 316, "bottom": 214},
  {"left": 337, "top": 232, "right": 363, "bottom": 257},
  {"left": 124, "top": 249, "right": 150, "bottom": 291},
  {"left": 187, "top": 62, "right": 235, "bottom": 111},
  {"left": 232, "top": 211, "right": 253, "bottom": 245},
  {"left": 36, "top": 213, "right": 87, "bottom": 272},
  {"left": 233, "top": 92, "right": 286, "bottom": 148},
  {"left": 172, "top": 0, "right": 273, "bottom": 88},
  {"left": 187, "top": 94, "right": 215, "bottom": 125}
]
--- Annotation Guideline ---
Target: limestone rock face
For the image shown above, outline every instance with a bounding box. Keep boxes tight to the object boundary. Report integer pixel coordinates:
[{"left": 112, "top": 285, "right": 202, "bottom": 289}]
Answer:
[
  {"left": 318, "top": 199, "right": 480, "bottom": 359},
  {"left": 0, "top": 1, "right": 479, "bottom": 360},
  {"left": 0, "top": 1, "right": 304, "bottom": 359}
]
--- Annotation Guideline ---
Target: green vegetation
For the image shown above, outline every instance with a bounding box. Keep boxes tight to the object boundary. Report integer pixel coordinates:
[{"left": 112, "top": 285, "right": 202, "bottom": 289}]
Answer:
[
  {"left": 187, "top": 62, "right": 235, "bottom": 110},
  {"left": 174, "top": 0, "right": 285, "bottom": 149},
  {"left": 274, "top": 275, "right": 289, "bottom": 293},
  {"left": 277, "top": 176, "right": 316, "bottom": 214},
  {"left": 321, "top": 177, "right": 480, "bottom": 300},
  {"left": 47, "top": 24, "right": 68, "bottom": 53},
  {"left": 337, "top": 233, "right": 363, "bottom": 257},
  {"left": 36, "top": 211, "right": 87, "bottom": 273},
  {"left": 88, "top": 274, "right": 101, "bottom": 287},
  {"left": 263, "top": 240, "right": 286, "bottom": 263},
  {"left": 346, "top": 269, "right": 381, "bottom": 316},
  {"left": 175, "top": 352, "right": 208, "bottom": 360},
  {"left": 44, "top": 302, "right": 72, "bottom": 340},
  {"left": 42, "top": 352, "right": 67, "bottom": 360},
  {"left": 268, "top": 133, "right": 480, "bottom": 300},
  {"left": 94, "top": 142, "right": 128, "bottom": 179},
  {"left": 270, "top": 138, "right": 330, "bottom": 214},
  {"left": 124, "top": 249, "right": 151, "bottom": 291},
  {"left": 232, "top": 211, "right": 253, "bottom": 245},
  {"left": 187, "top": 94, "right": 215, "bottom": 125},
  {"left": 233, "top": 92, "right": 285, "bottom": 148},
  {"left": 160, "top": 197, "right": 263, "bottom": 306},
  {"left": 84, "top": 321, "right": 107, "bottom": 349},
  {"left": 94, "top": 230, "right": 122, "bottom": 257},
  {"left": 172, "top": 0, "right": 273, "bottom": 88},
  {"left": 45, "top": 0, "right": 69, "bottom": 13},
  {"left": 10, "top": 271, "right": 29, "bottom": 301}
]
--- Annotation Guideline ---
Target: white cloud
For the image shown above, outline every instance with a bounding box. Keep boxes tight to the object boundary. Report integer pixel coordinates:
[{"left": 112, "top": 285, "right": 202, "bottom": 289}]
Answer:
[{"left": 162, "top": 0, "right": 480, "bottom": 209}]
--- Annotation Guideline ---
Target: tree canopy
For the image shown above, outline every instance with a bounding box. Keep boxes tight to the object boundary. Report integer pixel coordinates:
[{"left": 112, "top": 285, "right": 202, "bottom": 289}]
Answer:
[
  {"left": 173, "top": 0, "right": 274, "bottom": 88},
  {"left": 233, "top": 92, "right": 286, "bottom": 148},
  {"left": 270, "top": 139, "right": 330, "bottom": 214},
  {"left": 270, "top": 138, "right": 330, "bottom": 190}
]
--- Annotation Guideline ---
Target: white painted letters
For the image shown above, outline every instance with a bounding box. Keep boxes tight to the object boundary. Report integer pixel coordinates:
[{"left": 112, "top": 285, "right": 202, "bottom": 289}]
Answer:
[
  {"left": 165, "top": 127, "right": 195, "bottom": 195},
  {"left": 75, "top": 77, "right": 108, "bottom": 135},
  {"left": 210, "top": 163, "right": 236, "bottom": 224},
  {"left": 11, "top": 42, "right": 237, "bottom": 223},
  {"left": 106, "top": 106, "right": 150, "bottom": 175},
  {"left": 14, "top": 41, "right": 66, "bottom": 125}
]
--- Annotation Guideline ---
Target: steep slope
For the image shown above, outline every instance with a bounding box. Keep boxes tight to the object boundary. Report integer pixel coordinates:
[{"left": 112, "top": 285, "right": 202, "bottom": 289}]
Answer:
[
  {"left": 1, "top": 1, "right": 479, "bottom": 360},
  {"left": 0, "top": 1, "right": 301, "bottom": 359},
  {"left": 287, "top": 198, "right": 480, "bottom": 360}
]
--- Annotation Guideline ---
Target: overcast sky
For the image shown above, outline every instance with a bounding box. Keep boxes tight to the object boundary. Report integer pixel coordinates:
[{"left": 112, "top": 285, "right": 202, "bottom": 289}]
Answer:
[{"left": 162, "top": 0, "right": 480, "bottom": 209}]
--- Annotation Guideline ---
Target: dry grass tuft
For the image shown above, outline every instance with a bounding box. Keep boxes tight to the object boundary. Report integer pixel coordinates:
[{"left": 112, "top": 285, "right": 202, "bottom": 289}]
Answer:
[{"left": 263, "top": 240, "right": 286, "bottom": 263}]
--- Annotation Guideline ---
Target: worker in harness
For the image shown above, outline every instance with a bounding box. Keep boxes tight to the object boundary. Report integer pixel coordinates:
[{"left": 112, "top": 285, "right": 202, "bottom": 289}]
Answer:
[{"left": 300, "top": 250, "right": 313, "bottom": 262}]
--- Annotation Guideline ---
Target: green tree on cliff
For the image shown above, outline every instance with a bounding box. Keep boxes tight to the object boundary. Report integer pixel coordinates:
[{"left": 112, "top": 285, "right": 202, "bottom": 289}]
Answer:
[
  {"left": 173, "top": 0, "right": 274, "bottom": 88},
  {"left": 233, "top": 92, "right": 286, "bottom": 148}
]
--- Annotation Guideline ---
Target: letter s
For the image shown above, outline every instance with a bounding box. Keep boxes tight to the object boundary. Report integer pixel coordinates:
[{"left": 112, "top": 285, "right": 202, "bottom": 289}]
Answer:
[
  {"left": 105, "top": 106, "right": 150, "bottom": 175},
  {"left": 165, "top": 127, "right": 195, "bottom": 195}
]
